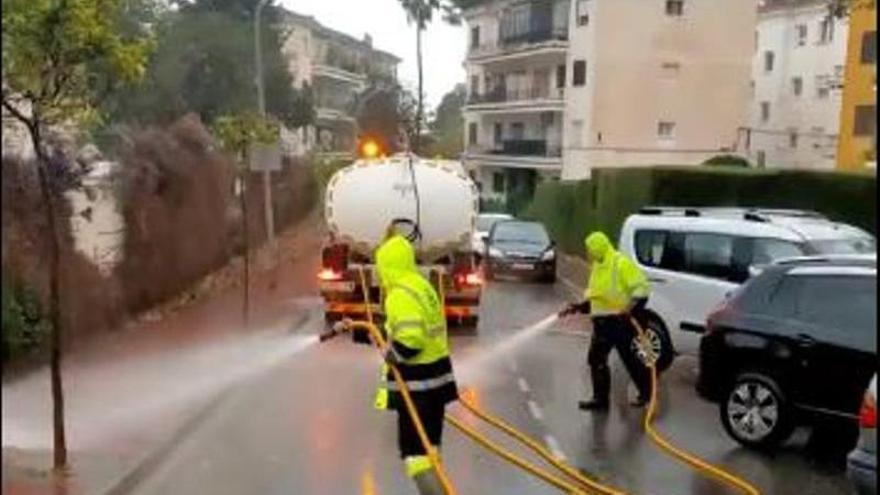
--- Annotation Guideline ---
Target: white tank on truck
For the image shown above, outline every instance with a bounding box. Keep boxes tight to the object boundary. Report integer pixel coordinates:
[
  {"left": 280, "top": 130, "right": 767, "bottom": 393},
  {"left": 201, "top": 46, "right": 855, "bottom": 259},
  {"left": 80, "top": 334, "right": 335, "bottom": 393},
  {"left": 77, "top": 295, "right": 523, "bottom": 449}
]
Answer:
[{"left": 318, "top": 153, "right": 484, "bottom": 332}]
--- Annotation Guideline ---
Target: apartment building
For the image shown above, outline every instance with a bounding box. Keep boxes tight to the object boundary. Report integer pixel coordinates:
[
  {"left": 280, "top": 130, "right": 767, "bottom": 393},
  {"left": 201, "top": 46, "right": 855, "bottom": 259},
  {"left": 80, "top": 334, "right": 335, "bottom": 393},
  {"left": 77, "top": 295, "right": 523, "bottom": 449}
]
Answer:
[
  {"left": 282, "top": 12, "right": 400, "bottom": 158},
  {"left": 836, "top": 0, "right": 876, "bottom": 170},
  {"left": 462, "top": 0, "right": 755, "bottom": 203},
  {"left": 747, "top": 0, "right": 849, "bottom": 170}
]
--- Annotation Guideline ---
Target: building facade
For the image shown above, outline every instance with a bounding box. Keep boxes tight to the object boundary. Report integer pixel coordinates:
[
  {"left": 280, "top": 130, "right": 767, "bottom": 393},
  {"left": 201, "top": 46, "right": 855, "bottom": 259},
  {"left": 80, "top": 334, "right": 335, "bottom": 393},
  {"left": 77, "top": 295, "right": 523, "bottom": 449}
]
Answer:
[
  {"left": 462, "top": 0, "right": 755, "bottom": 204},
  {"left": 747, "top": 0, "right": 849, "bottom": 170},
  {"left": 836, "top": 0, "right": 876, "bottom": 170},
  {"left": 281, "top": 12, "right": 400, "bottom": 158}
]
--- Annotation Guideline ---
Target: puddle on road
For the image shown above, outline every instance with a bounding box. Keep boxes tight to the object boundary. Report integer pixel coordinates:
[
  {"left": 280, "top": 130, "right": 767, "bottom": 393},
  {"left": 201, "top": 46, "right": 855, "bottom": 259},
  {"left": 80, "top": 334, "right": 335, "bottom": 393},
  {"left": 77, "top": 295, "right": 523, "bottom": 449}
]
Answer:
[
  {"left": 2, "top": 329, "right": 320, "bottom": 452},
  {"left": 455, "top": 314, "right": 559, "bottom": 386}
]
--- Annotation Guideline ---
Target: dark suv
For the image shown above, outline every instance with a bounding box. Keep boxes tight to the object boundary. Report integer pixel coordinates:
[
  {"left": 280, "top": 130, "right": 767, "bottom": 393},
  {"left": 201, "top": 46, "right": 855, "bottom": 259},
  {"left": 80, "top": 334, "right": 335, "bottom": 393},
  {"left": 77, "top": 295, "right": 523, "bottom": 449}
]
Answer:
[{"left": 697, "top": 255, "right": 877, "bottom": 449}]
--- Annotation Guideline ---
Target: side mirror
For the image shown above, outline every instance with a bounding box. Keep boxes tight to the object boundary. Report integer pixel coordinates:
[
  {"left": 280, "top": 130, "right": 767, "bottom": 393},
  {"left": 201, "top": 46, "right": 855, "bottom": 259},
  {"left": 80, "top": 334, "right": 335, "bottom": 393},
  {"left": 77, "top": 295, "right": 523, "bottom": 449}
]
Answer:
[{"left": 748, "top": 264, "right": 765, "bottom": 278}]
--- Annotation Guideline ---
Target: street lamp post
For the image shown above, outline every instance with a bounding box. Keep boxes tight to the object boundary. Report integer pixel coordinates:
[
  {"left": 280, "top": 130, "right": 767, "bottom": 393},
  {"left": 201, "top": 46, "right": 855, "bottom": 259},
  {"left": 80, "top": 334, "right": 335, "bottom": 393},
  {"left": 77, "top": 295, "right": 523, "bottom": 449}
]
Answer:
[{"left": 254, "top": 0, "right": 276, "bottom": 249}]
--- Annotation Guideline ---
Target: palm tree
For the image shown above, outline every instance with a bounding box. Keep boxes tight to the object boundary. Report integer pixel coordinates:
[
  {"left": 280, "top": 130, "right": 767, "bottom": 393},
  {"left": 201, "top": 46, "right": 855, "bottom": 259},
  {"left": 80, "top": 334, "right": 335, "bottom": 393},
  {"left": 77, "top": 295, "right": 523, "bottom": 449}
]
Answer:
[{"left": 397, "top": 0, "right": 461, "bottom": 154}]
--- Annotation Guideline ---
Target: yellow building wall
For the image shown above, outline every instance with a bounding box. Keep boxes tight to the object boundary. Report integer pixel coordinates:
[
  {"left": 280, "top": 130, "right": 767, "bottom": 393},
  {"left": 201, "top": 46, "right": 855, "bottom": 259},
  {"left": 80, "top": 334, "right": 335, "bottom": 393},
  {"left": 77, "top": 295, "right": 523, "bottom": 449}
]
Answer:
[{"left": 837, "top": 2, "right": 877, "bottom": 170}]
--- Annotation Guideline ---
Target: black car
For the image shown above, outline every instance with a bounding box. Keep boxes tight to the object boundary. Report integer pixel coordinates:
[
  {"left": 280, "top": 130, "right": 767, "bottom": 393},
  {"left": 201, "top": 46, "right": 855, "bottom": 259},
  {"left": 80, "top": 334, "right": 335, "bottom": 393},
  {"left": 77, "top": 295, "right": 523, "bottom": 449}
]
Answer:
[
  {"left": 697, "top": 255, "right": 876, "bottom": 449},
  {"left": 484, "top": 220, "right": 556, "bottom": 283}
]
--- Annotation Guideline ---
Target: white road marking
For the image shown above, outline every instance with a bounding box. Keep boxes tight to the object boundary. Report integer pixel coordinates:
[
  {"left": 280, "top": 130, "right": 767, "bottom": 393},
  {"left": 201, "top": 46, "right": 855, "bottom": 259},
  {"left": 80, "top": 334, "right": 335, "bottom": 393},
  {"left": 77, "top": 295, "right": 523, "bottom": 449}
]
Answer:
[
  {"left": 544, "top": 434, "right": 567, "bottom": 461},
  {"left": 527, "top": 400, "right": 544, "bottom": 421},
  {"left": 517, "top": 377, "right": 531, "bottom": 394}
]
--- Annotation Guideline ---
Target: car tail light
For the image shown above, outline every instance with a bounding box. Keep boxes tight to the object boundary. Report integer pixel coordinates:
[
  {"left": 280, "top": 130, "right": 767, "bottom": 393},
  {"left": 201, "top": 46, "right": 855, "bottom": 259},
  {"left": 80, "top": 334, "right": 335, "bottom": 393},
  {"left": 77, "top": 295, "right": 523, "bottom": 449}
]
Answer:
[
  {"left": 318, "top": 268, "right": 343, "bottom": 282},
  {"left": 464, "top": 272, "right": 483, "bottom": 286},
  {"left": 859, "top": 391, "right": 876, "bottom": 428}
]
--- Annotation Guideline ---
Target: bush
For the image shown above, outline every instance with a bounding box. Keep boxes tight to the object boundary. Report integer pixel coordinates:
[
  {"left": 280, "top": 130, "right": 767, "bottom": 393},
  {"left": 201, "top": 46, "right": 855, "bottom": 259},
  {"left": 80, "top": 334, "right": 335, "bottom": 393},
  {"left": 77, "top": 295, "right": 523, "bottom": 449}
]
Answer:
[{"left": 2, "top": 277, "right": 50, "bottom": 363}]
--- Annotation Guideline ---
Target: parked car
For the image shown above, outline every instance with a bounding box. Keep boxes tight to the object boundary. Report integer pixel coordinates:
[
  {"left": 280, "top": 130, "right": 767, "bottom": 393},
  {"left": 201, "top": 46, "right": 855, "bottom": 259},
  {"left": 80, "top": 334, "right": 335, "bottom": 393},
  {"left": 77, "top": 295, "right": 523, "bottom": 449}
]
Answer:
[
  {"left": 484, "top": 220, "right": 556, "bottom": 283},
  {"left": 472, "top": 213, "right": 514, "bottom": 259},
  {"left": 848, "top": 374, "right": 877, "bottom": 495},
  {"left": 696, "top": 255, "right": 876, "bottom": 450},
  {"left": 618, "top": 207, "right": 875, "bottom": 355}
]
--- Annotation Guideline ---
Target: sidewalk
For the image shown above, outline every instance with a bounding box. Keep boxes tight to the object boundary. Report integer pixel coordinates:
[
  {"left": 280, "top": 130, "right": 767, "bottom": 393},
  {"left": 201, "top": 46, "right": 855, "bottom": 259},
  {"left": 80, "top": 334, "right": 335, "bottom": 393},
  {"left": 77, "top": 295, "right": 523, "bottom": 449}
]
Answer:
[{"left": 2, "top": 216, "right": 325, "bottom": 495}]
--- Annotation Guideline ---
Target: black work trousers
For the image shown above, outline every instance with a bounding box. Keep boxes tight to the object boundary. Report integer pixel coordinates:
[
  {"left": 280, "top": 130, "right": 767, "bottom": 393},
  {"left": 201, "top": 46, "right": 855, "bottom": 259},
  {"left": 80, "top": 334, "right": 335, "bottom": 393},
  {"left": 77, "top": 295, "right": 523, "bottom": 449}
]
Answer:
[
  {"left": 397, "top": 401, "right": 446, "bottom": 458},
  {"left": 587, "top": 316, "right": 651, "bottom": 403}
]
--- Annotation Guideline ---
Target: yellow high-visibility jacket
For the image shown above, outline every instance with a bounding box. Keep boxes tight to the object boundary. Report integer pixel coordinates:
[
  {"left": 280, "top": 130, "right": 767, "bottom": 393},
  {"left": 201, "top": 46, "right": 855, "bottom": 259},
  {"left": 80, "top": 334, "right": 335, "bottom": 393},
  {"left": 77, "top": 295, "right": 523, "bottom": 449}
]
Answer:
[
  {"left": 584, "top": 232, "right": 650, "bottom": 316},
  {"left": 373, "top": 235, "right": 458, "bottom": 411}
]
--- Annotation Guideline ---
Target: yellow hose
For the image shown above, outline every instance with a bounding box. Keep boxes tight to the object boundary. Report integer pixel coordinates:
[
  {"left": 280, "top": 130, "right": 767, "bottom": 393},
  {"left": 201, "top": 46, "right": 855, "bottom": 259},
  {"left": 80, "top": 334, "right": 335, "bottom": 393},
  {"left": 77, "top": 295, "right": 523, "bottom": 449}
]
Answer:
[
  {"left": 627, "top": 316, "right": 762, "bottom": 495},
  {"left": 456, "top": 397, "right": 625, "bottom": 495}
]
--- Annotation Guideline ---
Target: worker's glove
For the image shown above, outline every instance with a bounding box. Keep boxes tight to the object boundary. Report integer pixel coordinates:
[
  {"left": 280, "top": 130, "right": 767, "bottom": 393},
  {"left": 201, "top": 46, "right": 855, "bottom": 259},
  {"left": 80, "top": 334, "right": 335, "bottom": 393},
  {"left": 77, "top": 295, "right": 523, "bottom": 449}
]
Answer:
[
  {"left": 558, "top": 304, "right": 578, "bottom": 318},
  {"left": 383, "top": 346, "right": 402, "bottom": 367},
  {"left": 559, "top": 301, "right": 590, "bottom": 318}
]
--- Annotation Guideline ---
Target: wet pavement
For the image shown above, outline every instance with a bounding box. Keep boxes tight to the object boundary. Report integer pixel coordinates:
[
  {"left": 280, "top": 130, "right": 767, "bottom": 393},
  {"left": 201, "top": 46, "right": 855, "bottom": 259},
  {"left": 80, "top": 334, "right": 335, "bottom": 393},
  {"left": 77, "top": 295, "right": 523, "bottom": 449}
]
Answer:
[{"left": 108, "top": 279, "right": 857, "bottom": 495}]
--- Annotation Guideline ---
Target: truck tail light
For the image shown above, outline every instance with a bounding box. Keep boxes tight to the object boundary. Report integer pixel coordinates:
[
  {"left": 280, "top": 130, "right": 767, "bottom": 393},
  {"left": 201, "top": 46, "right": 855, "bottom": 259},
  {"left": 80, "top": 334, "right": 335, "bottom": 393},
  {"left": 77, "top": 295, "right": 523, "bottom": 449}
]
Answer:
[
  {"left": 318, "top": 268, "right": 343, "bottom": 282},
  {"left": 859, "top": 391, "right": 876, "bottom": 429},
  {"left": 464, "top": 272, "right": 483, "bottom": 286}
]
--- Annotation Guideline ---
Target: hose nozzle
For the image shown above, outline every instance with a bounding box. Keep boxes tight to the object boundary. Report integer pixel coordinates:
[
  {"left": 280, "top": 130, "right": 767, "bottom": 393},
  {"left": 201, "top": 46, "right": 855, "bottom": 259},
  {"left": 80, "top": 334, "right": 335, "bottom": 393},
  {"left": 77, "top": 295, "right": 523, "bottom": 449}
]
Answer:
[{"left": 319, "top": 320, "right": 350, "bottom": 342}]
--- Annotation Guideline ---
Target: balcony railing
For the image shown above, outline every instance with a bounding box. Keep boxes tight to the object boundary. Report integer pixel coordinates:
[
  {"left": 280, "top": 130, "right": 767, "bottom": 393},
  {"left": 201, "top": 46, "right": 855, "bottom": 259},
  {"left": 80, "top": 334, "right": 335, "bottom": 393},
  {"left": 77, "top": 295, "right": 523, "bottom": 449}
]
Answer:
[
  {"left": 470, "top": 140, "right": 562, "bottom": 158},
  {"left": 467, "top": 86, "right": 563, "bottom": 105},
  {"left": 468, "top": 29, "right": 567, "bottom": 57}
]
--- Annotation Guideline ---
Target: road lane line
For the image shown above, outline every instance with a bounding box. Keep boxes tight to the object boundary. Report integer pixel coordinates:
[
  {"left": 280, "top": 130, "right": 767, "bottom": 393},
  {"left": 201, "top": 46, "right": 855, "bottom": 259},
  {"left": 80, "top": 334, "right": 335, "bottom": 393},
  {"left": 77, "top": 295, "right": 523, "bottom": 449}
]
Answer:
[
  {"left": 527, "top": 400, "right": 544, "bottom": 421},
  {"left": 517, "top": 377, "right": 531, "bottom": 394},
  {"left": 543, "top": 434, "right": 567, "bottom": 461}
]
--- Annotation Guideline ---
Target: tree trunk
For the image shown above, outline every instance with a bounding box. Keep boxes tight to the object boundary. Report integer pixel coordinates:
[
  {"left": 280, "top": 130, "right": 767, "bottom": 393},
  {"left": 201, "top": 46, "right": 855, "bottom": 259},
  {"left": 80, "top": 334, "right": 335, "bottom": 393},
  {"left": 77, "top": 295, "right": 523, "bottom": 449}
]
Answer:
[
  {"left": 239, "top": 155, "right": 250, "bottom": 329},
  {"left": 29, "top": 121, "right": 68, "bottom": 472},
  {"left": 415, "top": 25, "right": 423, "bottom": 155}
]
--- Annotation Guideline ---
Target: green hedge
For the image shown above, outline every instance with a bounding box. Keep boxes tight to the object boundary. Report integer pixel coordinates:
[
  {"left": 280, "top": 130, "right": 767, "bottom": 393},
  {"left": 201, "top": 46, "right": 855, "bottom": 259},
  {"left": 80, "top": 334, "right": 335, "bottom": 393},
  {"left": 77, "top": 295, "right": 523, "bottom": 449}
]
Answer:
[{"left": 523, "top": 166, "right": 877, "bottom": 257}]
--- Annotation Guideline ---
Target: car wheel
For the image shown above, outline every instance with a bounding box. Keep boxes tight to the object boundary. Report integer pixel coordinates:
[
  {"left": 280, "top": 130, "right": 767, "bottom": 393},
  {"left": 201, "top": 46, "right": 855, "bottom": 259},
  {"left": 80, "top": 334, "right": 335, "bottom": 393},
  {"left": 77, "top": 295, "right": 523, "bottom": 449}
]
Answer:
[
  {"left": 630, "top": 316, "right": 674, "bottom": 373},
  {"left": 720, "top": 372, "right": 795, "bottom": 450}
]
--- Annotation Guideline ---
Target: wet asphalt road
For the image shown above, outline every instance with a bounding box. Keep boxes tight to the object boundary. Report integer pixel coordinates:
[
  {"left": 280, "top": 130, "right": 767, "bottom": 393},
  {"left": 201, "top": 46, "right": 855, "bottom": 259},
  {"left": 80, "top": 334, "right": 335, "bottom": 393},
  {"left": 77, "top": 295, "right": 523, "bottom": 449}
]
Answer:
[{"left": 127, "top": 280, "right": 858, "bottom": 495}]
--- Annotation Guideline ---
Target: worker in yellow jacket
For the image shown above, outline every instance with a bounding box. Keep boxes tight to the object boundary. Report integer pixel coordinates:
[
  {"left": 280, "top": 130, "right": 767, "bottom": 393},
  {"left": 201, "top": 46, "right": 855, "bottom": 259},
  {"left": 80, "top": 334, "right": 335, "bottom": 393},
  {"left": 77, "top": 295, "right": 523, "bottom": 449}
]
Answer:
[
  {"left": 559, "top": 231, "right": 652, "bottom": 411},
  {"left": 374, "top": 234, "right": 458, "bottom": 494}
]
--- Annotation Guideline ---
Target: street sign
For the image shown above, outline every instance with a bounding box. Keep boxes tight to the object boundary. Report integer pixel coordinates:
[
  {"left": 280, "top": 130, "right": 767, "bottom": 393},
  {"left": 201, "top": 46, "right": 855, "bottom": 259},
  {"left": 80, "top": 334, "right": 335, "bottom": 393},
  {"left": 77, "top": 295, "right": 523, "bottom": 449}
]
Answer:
[{"left": 249, "top": 142, "right": 282, "bottom": 171}]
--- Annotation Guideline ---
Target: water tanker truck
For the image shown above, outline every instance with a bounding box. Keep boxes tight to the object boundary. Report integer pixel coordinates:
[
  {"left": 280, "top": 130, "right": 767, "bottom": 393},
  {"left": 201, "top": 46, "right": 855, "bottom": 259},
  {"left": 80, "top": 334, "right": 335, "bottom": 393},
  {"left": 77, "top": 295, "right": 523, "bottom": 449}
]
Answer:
[{"left": 318, "top": 153, "right": 483, "bottom": 333}]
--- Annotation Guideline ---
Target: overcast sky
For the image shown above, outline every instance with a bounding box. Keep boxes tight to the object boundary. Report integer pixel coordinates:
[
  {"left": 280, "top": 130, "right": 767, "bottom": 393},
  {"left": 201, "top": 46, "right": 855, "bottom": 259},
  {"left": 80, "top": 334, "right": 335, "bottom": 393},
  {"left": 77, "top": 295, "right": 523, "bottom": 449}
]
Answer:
[{"left": 280, "top": 0, "right": 466, "bottom": 110}]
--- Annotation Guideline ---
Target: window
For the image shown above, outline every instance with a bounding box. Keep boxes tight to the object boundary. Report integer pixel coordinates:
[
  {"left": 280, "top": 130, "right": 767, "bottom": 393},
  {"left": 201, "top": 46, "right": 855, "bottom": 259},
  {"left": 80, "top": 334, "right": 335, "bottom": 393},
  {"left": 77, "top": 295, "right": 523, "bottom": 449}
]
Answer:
[
  {"left": 470, "top": 75, "right": 479, "bottom": 97},
  {"left": 818, "top": 17, "right": 834, "bottom": 44},
  {"left": 854, "top": 105, "right": 876, "bottom": 137},
  {"left": 572, "top": 60, "right": 586, "bottom": 86},
  {"left": 750, "top": 79, "right": 755, "bottom": 98},
  {"left": 760, "top": 101, "right": 770, "bottom": 122},
  {"left": 862, "top": 31, "right": 877, "bottom": 64},
  {"left": 666, "top": 0, "right": 684, "bottom": 16},
  {"left": 510, "top": 122, "right": 525, "bottom": 140},
  {"left": 684, "top": 233, "right": 736, "bottom": 281},
  {"left": 764, "top": 51, "right": 774, "bottom": 72},
  {"left": 661, "top": 62, "right": 681, "bottom": 78},
  {"left": 796, "top": 24, "right": 807, "bottom": 46},
  {"left": 468, "top": 122, "right": 478, "bottom": 145},
  {"left": 470, "top": 26, "right": 480, "bottom": 49},
  {"left": 576, "top": 0, "right": 590, "bottom": 26},
  {"left": 756, "top": 150, "right": 766, "bottom": 168},
  {"left": 749, "top": 238, "right": 805, "bottom": 266},
  {"left": 788, "top": 129, "right": 798, "bottom": 149},
  {"left": 493, "top": 122, "right": 502, "bottom": 144},
  {"left": 816, "top": 76, "right": 829, "bottom": 98},
  {"left": 791, "top": 275, "right": 877, "bottom": 349},
  {"left": 634, "top": 230, "right": 683, "bottom": 269},
  {"left": 658, "top": 121, "right": 676, "bottom": 139},
  {"left": 556, "top": 64, "right": 566, "bottom": 89},
  {"left": 792, "top": 77, "right": 803, "bottom": 96},
  {"left": 492, "top": 172, "right": 505, "bottom": 193}
]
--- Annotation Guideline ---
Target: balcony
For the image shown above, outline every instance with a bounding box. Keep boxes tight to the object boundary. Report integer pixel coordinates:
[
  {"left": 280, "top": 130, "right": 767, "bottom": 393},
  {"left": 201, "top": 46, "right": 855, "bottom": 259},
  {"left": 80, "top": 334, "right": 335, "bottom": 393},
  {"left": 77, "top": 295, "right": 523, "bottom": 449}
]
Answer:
[
  {"left": 312, "top": 64, "right": 367, "bottom": 87},
  {"left": 467, "top": 29, "right": 568, "bottom": 64},
  {"left": 464, "top": 86, "right": 564, "bottom": 113},
  {"left": 464, "top": 140, "right": 562, "bottom": 170}
]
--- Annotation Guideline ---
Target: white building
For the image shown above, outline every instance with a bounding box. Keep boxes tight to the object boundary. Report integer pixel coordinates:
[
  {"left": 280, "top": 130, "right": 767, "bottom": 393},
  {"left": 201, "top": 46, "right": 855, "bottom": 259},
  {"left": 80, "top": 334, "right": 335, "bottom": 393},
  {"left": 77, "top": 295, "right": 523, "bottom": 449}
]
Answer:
[
  {"left": 462, "top": 0, "right": 756, "bottom": 204},
  {"left": 281, "top": 12, "right": 400, "bottom": 158},
  {"left": 746, "top": 0, "right": 848, "bottom": 170}
]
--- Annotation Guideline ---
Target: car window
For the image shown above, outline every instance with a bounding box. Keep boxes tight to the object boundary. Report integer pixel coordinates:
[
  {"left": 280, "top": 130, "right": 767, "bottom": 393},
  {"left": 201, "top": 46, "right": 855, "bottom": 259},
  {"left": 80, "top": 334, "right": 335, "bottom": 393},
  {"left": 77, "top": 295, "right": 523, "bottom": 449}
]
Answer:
[
  {"left": 750, "top": 238, "right": 806, "bottom": 265},
  {"left": 634, "top": 229, "right": 684, "bottom": 270},
  {"left": 683, "top": 233, "right": 737, "bottom": 281},
  {"left": 476, "top": 215, "right": 510, "bottom": 233},
  {"left": 793, "top": 274, "right": 876, "bottom": 351},
  {"left": 491, "top": 222, "right": 549, "bottom": 245}
]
